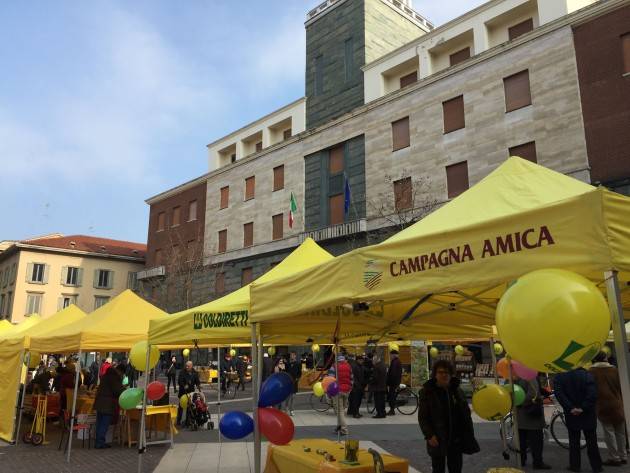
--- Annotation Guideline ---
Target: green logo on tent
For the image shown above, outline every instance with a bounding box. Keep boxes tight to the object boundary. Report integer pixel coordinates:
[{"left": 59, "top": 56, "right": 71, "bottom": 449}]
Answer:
[
  {"left": 363, "top": 260, "right": 383, "bottom": 290},
  {"left": 193, "top": 311, "right": 248, "bottom": 329}
]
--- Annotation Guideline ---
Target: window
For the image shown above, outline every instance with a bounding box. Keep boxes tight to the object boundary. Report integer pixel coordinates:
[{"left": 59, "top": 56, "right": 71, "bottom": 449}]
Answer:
[
  {"left": 329, "top": 194, "right": 344, "bottom": 225},
  {"left": 6, "top": 292, "right": 12, "bottom": 317},
  {"left": 272, "top": 214, "right": 283, "bottom": 240},
  {"left": 509, "top": 141, "right": 537, "bottom": 163},
  {"left": 392, "top": 117, "right": 410, "bottom": 151},
  {"left": 283, "top": 129, "right": 292, "bottom": 140},
  {"left": 623, "top": 33, "right": 630, "bottom": 75},
  {"left": 215, "top": 272, "right": 225, "bottom": 295},
  {"left": 230, "top": 153, "right": 237, "bottom": 163},
  {"left": 62, "top": 266, "right": 82, "bottom": 286},
  {"left": 27, "top": 263, "right": 47, "bottom": 284},
  {"left": 94, "top": 269, "right": 113, "bottom": 289},
  {"left": 314, "top": 55, "right": 324, "bottom": 95},
  {"left": 172, "top": 206, "right": 181, "bottom": 226},
  {"left": 273, "top": 165, "right": 285, "bottom": 191},
  {"left": 0, "top": 295, "right": 5, "bottom": 317},
  {"left": 504, "top": 70, "right": 531, "bottom": 112},
  {"left": 127, "top": 271, "right": 139, "bottom": 290},
  {"left": 218, "top": 230, "right": 227, "bottom": 253},
  {"left": 10, "top": 263, "right": 16, "bottom": 284},
  {"left": 220, "top": 186, "right": 229, "bottom": 209},
  {"left": 508, "top": 18, "right": 533, "bottom": 41},
  {"left": 241, "top": 267, "right": 253, "bottom": 287},
  {"left": 255, "top": 141, "right": 263, "bottom": 152},
  {"left": 400, "top": 71, "right": 417, "bottom": 88},
  {"left": 443, "top": 95, "right": 465, "bottom": 133},
  {"left": 25, "top": 293, "right": 42, "bottom": 315},
  {"left": 344, "top": 37, "right": 354, "bottom": 81},
  {"left": 446, "top": 161, "right": 469, "bottom": 199},
  {"left": 59, "top": 294, "right": 78, "bottom": 310},
  {"left": 94, "top": 296, "right": 110, "bottom": 310},
  {"left": 449, "top": 47, "right": 470, "bottom": 66},
  {"left": 243, "top": 222, "right": 254, "bottom": 248},
  {"left": 329, "top": 145, "right": 344, "bottom": 174},
  {"left": 245, "top": 176, "right": 255, "bottom": 200},
  {"left": 1, "top": 269, "right": 6, "bottom": 288},
  {"left": 188, "top": 200, "right": 198, "bottom": 221},
  {"left": 394, "top": 177, "right": 413, "bottom": 211},
  {"left": 157, "top": 212, "right": 166, "bottom": 231}
]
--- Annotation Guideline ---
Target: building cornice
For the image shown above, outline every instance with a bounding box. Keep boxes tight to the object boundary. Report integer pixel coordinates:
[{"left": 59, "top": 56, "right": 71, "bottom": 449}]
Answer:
[{"left": 0, "top": 243, "right": 145, "bottom": 264}]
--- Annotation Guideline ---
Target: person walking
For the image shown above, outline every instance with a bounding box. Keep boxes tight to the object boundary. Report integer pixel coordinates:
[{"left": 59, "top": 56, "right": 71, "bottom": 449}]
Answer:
[
  {"left": 220, "top": 352, "right": 234, "bottom": 396},
  {"left": 329, "top": 354, "right": 352, "bottom": 435},
  {"left": 370, "top": 354, "right": 387, "bottom": 419},
  {"left": 418, "top": 360, "right": 479, "bottom": 473},
  {"left": 167, "top": 356, "right": 177, "bottom": 394},
  {"left": 348, "top": 355, "right": 365, "bottom": 418},
  {"left": 285, "top": 352, "right": 302, "bottom": 416},
  {"left": 93, "top": 364, "right": 125, "bottom": 448},
  {"left": 236, "top": 355, "right": 247, "bottom": 391},
  {"left": 554, "top": 367, "right": 603, "bottom": 473},
  {"left": 177, "top": 361, "right": 200, "bottom": 426},
  {"left": 387, "top": 350, "right": 402, "bottom": 416},
  {"left": 515, "top": 376, "right": 552, "bottom": 469},
  {"left": 262, "top": 353, "right": 274, "bottom": 383},
  {"left": 88, "top": 356, "right": 100, "bottom": 389},
  {"left": 590, "top": 351, "right": 627, "bottom": 466}
]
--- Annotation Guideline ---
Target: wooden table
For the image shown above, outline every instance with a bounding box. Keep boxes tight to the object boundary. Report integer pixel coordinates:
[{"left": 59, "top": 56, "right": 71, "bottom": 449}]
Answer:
[{"left": 264, "top": 439, "right": 409, "bottom": 473}]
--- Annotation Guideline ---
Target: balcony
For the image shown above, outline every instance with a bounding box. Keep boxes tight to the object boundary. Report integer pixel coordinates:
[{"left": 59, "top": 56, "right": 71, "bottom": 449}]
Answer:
[
  {"left": 299, "top": 219, "right": 367, "bottom": 243},
  {"left": 136, "top": 265, "right": 166, "bottom": 280}
]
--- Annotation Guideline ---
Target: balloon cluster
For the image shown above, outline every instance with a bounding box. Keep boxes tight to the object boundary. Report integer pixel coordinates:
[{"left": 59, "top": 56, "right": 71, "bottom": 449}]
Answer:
[
  {"left": 312, "top": 375, "right": 339, "bottom": 398},
  {"left": 119, "top": 341, "right": 167, "bottom": 410},
  {"left": 219, "top": 372, "right": 295, "bottom": 445}
]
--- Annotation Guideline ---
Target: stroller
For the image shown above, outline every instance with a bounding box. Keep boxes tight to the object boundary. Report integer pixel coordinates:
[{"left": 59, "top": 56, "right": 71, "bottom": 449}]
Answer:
[{"left": 185, "top": 391, "right": 213, "bottom": 430}]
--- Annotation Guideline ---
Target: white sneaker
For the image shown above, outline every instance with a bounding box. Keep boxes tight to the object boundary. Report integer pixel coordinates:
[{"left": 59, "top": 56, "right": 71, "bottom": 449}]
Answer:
[{"left": 290, "top": 410, "right": 294, "bottom": 416}]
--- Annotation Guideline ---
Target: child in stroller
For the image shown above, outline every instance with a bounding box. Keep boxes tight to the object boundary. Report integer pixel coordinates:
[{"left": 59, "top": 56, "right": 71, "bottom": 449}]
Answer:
[{"left": 185, "top": 391, "right": 213, "bottom": 430}]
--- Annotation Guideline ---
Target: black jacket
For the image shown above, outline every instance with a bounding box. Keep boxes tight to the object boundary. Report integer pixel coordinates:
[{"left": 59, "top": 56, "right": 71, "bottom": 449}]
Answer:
[
  {"left": 94, "top": 368, "right": 125, "bottom": 415},
  {"left": 349, "top": 360, "right": 365, "bottom": 390},
  {"left": 262, "top": 356, "right": 274, "bottom": 382},
  {"left": 418, "top": 378, "right": 479, "bottom": 457},
  {"left": 387, "top": 357, "right": 402, "bottom": 387},
  {"left": 554, "top": 368, "right": 598, "bottom": 431},
  {"left": 370, "top": 361, "right": 387, "bottom": 392},
  {"left": 286, "top": 360, "right": 302, "bottom": 382},
  {"left": 167, "top": 362, "right": 177, "bottom": 375},
  {"left": 177, "top": 369, "right": 200, "bottom": 397}
]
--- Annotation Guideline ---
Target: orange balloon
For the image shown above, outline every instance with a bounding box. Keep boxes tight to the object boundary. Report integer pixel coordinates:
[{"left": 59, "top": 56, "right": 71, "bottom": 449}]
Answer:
[
  {"left": 321, "top": 376, "right": 336, "bottom": 391},
  {"left": 496, "top": 358, "right": 511, "bottom": 379}
]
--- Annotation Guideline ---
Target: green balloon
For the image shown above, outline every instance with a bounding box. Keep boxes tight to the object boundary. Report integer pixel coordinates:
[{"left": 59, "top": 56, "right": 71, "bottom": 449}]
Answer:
[
  {"left": 503, "top": 383, "right": 526, "bottom": 407},
  {"left": 119, "top": 387, "right": 144, "bottom": 410}
]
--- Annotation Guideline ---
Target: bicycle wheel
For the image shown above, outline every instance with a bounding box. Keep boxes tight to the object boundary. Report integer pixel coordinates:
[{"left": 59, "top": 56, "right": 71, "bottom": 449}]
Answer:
[
  {"left": 226, "top": 382, "right": 236, "bottom": 399},
  {"left": 550, "top": 412, "right": 586, "bottom": 450},
  {"left": 499, "top": 412, "right": 518, "bottom": 452},
  {"left": 395, "top": 388, "right": 418, "bottom": 415},
  {"left": 309, "top": 394, "right": 331, "bottom": 413}
]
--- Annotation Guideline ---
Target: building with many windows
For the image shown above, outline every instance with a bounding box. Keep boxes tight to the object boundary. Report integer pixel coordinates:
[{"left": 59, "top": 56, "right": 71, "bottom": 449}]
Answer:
[
  {"left": 140, "top": 0, "right": 630, "bottom": 312},
  {"left": 0, "top": 234, "right": 145, "bottom": 323}
]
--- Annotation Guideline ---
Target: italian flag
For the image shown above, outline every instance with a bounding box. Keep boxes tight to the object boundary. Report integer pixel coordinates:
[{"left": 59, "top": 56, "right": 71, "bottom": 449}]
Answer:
[{"left": 288, "top": 192, "right": 298, "bottom": 228}]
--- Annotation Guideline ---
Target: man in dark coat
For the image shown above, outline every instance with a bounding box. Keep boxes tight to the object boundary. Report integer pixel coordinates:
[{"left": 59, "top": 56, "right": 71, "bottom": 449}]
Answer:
[
  {"left": 347, "top": 355, "right": 365, "bottom": 418},
  {"left": 370, "top": 354, "right": 387, "bottom": 418},
  {"left": 284, "top": 352, "right": 302, "bottom": 415},
  {"left": 220, "top": 353, "right": 234, "bottom": 395},
  {"left": 94, "top": 364, "right": 125, "bottom": 448},
  {"left": 235, "top": 356, "right": 247, "bottom": 391},
  {"left": 177, "top": 361, "right": 201, "bottom": 425},
  {"left": 516, "top": 377, "right": 551, "bottom": 469},
  {"left": 418, "top": 360, "right": 479, "bottom": 473},
  {"left": 387, "top": 350, "right": 402, "bottom": 416},
  {"left": 262, "top": 353, "right": 274, "bottom": 382},
  {"left": 554, "top": 367, "right": 602, "bottom": 473}
]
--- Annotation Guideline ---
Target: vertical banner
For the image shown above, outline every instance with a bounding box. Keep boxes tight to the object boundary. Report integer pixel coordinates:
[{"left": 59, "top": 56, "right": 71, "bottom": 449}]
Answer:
[{"left": 410, "top": 341, "right": 429, "bottom": 388}]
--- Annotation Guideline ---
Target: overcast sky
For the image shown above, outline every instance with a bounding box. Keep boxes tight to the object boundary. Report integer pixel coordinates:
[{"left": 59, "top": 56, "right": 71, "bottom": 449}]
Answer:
[{"left": 0, "top": 0, "right": 485, "bottom": 244}]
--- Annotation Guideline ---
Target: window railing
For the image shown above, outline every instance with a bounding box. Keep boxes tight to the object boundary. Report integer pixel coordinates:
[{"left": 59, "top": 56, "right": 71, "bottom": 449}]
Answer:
[{"left": 299, "top": 218, "right": 367, "bottom": 243}]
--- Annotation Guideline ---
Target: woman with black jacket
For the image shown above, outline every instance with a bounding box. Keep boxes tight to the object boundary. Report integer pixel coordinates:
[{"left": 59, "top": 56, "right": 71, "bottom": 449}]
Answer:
[{"left": 418, "top": 360, "right": 479, "bottom": 473}]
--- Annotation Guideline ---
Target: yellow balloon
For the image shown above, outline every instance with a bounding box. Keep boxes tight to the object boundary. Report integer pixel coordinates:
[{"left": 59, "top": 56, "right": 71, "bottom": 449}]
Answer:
[
  {"left": 312, "top": 344, "right": 320, "bottom": 353},
  {"left": 267, "top": 346, "right": 276, "bottom": 356},
  {"left": 179, "top": 394, "right": 188, "bottom": 409},
  {"left": 129, "top": 341, "right": 160, "bottom": 370},
  {"left": 388, "top": 342, "right": 400, "bottom": 352},
  {"left": 601, "top": 346, "right": 611, "bottom": 357},
  {"left": 493, "top": 343, "right": 504, "bottom": 356},
  {"left": 182, "top": 348, "right": 190, "bottom": 357},
  {"left": 429, "top": 347, "right": 439, "bottom": 357},
  {"left": 230, "top": 349, "right": 236, "bottom": 357},
  {"left": 454, "top": 345, "right": 465, "bottom": 356},
  {"left": 496, "top": 269, "right": 610, "bottom": 373},
  {"left": 312, "top": 382, "right": 325, "bottom": 397},
  {"left": 472, "top": 384, "right": 512, "bottom": 421}
]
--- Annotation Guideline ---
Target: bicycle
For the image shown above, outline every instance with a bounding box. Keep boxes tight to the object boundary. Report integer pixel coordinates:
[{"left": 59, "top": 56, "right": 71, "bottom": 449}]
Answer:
[
  {"left": 221, "top": 372, "right": 237, "bottom": 399},
  {"left": 309, "top": 393, "right": 333, "bottom": 412},
  {"left": 366, "top": 384, "right": 418, "bottom": 415}
]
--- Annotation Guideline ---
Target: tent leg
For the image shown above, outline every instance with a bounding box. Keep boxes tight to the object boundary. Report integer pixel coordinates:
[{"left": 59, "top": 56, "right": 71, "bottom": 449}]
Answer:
[
  {"left": 251, "top": 323, "right": 261, "bottom": 473},
  {"left": 67, "top": 350, "right": 82, "bottom": 463},
  {"left": 605, "top": 270, "right": 630, "bottom": 432},
  {"left": 137, "top": 345, "right": 152, "bottom": 473},
  {"left": 14, "top": 351, "right": 30, "bottom": 445},
  {"left": 217, "top": 346, "right": 222, "bottom": 445},
  {"left": 506, "top": 355, "right": 520, "bottom": 466}
]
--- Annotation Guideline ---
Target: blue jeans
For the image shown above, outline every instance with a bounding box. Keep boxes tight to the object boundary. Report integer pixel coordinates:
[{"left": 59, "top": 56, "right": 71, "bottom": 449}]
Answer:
[{"left": 95, "top": 412, "right": 113, "bottom": 447}]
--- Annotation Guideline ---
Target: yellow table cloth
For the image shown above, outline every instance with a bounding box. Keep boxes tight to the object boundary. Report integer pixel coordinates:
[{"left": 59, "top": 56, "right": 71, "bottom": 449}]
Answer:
[
  {"left": 125, "top": 405, "right": 178, "bottom": 447},
  {"left": 264, "top": 439, "right": 408, "bottom": 473}
]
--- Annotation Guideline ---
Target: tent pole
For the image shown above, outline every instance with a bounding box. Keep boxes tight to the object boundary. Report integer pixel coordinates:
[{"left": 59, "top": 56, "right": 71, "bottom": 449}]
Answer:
[
  {"left": 335, "top": 314, "right": 340, "bottom": 443},
  {"left": 137, "top": 344, "right": 152, "bottom": 473},
  {"left": 14, "top": 350, "right": 30, "bottom": 445},
  {"left": 67, "top": 350, "right": 82, "bottom": 463},
  {"left": 506, "top": 355, "right": 520, "bottom": 467},
  {"left": 251, "top": 323, "right": 261, "bottom": 473},
  {"left": 604, "top": 270, "right": 630, "bottom": 432},
  {"left": 217, "top": 346, "right": 222, "bottom": 445}
]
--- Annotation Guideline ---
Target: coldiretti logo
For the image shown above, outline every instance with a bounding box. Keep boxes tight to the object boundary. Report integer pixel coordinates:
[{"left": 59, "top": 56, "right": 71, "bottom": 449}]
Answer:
[{"left": 363, "top": 260, "right": 383, "bottom": 290}]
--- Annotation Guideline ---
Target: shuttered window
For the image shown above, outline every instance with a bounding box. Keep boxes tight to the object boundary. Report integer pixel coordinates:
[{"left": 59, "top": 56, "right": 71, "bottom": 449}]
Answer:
[
  {"left": 394, "top": 177, "right": 413, "bottom": 211},
  {"left": 241, "top": 267, "right": 253, "bottom": 287},
  {"left": 272, "top": 213, "right": 283, "bottom": 240},
  {"left": 443, "top": 95, "right": 465, "bottom": 133},
  {"left": 172, "top": 206, "right": 181, "bottom": 226},
  {"left": 329, "top": 145, "right": 344, "bottom": 174},
  {"left": 215, "top": 272, "right": 225, "bottom": 295},
  {"left": 400, "top": 71, "right": 417, "bottom": 88},
  {"left": 509, "top": 141, "right": 537, "bottom": 163},
  {"left": 623, "top": 33, "right": 630, "bottom": 75},
  {"left": 283, "top": 129, "right": 292, "bottom": 140},
  {"left": 255, "top": 141, "right": 263, "bottom": 152},
  {"left": 446, "top": 161, "right": 469, "bottom": 199},
  {"left": 62, "top": 266, "right": 82, "bottom": 287},
  {"left": 188, "top": 200, "right": 197, "bottom": 221},
  {"left": 25, "top": 293, "right": 43, "bottom": 315},
  {"left": 273, "top": 165, "right": 284, "bottom": 191},
  {"left": 329, "top": 194, "right": 344, "bottom": 225},
  {"left": 504, "top": 70, "right": 531, "bottom": 112},
  {"left": 220, "top": 186, "right": 229, "bottom": 209},
  {"left": 245, "top": 176, "right": 255, "bottom": 200},
  {"left": 27, "top": 263, "right": 48, "bottom": 284},
  {"left": 157, "top": 212, "right": 165, "bottom": 231},
  {"left": 243, "top": 222, "right": 254, "bottom": 247},
  {"left": 94, "top": 269, "right": 113, "bottom": 289},
  {"left": 392, "top": 117, "right": 410, "bottom": 151},
  {"left": 508, "top": 18, "right": 533, "bottom": 41},
  {"left": 94, "top": 296, "right": 109, "bottom": 310},
  {"left": 218, "top": 230, "right": 227, "bottom": 253},
  {"left": 449, "top": 47, "right": 471, "bottom": 66}
]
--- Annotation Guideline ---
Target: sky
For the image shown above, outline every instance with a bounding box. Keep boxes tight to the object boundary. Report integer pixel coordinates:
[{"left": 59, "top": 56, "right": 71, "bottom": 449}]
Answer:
[{"left": 0, "top": 0, "right": 485, "bottom": 244}]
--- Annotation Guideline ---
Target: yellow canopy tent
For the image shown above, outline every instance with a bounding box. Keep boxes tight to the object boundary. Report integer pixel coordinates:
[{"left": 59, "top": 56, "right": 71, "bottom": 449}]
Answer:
[
  {"left": 0, "top": 320, "right": 13, "bottom": 333},
  {"left": 0, "top": 305, "right": 86, "bottom": 443},
  {"left": 0, "top": 315, "right": 42, "bottom": 341}
]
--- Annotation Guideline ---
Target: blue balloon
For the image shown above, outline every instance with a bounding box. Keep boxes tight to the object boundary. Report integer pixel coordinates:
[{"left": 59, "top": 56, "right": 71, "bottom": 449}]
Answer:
[
  {"left": 258, "top": 372, "right": 293, "bottom": 407},
  {"left": 219, "top": 411, "right": 254, "bottom": 440}
]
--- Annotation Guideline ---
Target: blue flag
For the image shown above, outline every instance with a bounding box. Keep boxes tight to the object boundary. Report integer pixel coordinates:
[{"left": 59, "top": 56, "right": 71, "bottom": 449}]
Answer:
[{"left": 344, "top": 173, "right": 351, "bottom": 216}]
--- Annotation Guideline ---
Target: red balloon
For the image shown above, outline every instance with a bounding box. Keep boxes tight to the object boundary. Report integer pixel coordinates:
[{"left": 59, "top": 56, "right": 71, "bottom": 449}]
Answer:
[
  {"left": 258, "top": 407, "right": 294, "bottom": 445},
  {"left": 147, "top": 381, "right": 166, "bottom": 401}
]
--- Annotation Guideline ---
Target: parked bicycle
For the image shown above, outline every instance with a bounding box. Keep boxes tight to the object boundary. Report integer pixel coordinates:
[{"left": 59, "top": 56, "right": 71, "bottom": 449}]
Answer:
[
  {"left": 309, "top": 393, "right": 333, "bottom": 412},
  {"left": 366, "top": 384, "right": 418, "bottom": 415}
]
